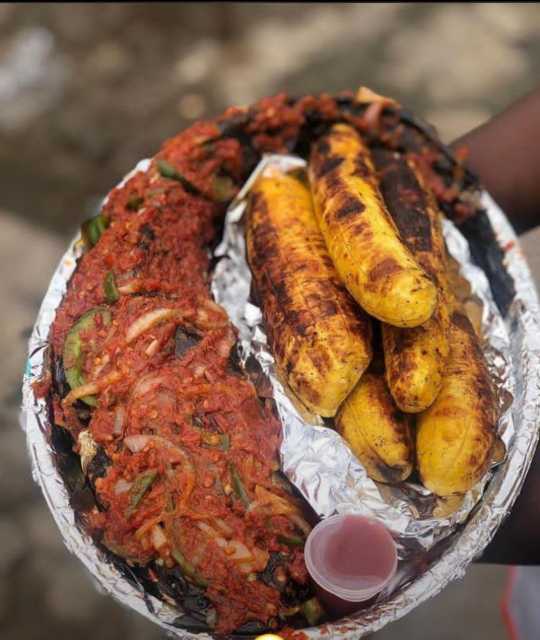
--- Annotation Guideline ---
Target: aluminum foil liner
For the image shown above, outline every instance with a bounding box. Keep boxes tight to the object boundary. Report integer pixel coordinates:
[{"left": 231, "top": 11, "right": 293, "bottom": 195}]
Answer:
[{"left": 21, "top": 154, "right": 540, "bottom": 639}]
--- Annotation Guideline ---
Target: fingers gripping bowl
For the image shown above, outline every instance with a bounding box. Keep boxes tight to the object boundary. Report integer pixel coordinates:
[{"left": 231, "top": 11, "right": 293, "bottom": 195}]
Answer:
[{"left": 22, "top": 89, "right": 540, "bottom": 638}]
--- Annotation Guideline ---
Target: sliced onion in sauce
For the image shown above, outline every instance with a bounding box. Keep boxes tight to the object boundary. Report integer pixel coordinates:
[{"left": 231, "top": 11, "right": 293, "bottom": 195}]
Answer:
[
  {"left": 63, "top": 370, "right": 121, "bottom": 405},
  {"left": 91, "top": 353, "right": 110, "bottom": 378},
  {"left": 151, "top": 525, "right": 167, "bottom": 550},
  {"left": 225, "top": 540, "right": 253, "bottom": 562},
  {"left": 192, "top": 364, "right": 207, "bottom": 378},
  {"left": 131, "top": 373, "right": 168, "bottom": 398},
  {"left": 113, "top": 405, "right": 126, "bottom": 436},
  {"left": 124, "top": 434, "right": 152, "bottom": 453},
  {"left": 213, "top": 518, "right": 233, "bottom": 538},
  {"left": 114, "top": 478, "right": 133, "bottom": 495},
  {"left": 123, "top": 434, "right": 193, "bottom": 468},
  {"left": 117, "top": 279, "right": 141, "bottom": 294},
  {"left": 145, "top": 338, "right": 160, "bottom": 357},
  {"left": 126, "top": 308, "right": 182, "bottom": 344}
]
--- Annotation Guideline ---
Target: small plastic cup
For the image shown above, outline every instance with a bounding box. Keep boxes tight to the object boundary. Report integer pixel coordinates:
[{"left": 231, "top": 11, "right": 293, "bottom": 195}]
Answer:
[{"left": 304, "top": 514, "right": 398, "bottom": 617}]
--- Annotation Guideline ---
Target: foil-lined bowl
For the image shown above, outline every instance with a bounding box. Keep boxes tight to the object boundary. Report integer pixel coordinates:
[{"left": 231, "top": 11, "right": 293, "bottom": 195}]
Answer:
[{"left": 21, "top": 149, "right": 540, "bottom": 639}]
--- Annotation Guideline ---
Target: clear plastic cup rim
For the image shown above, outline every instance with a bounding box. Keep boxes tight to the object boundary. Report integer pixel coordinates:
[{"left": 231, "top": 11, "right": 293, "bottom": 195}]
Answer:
[{"left": 304, "top": 514, "right": 398, "bottom": 602}]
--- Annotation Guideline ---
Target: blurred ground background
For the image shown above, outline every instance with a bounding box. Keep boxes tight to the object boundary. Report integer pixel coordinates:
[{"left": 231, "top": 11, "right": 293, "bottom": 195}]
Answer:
[{"left": 2, "top": 3, "right": 540, "bottom": 639}]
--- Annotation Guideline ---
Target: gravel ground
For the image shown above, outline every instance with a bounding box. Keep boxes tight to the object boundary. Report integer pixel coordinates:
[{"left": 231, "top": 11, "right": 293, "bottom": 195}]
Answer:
[{"left": 2, "top": 3, "right": 540, "bottom": 639}]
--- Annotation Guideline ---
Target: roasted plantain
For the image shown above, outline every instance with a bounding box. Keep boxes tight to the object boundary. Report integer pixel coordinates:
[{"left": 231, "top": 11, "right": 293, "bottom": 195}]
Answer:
[
  {"left": 374, "top": 150, "right": 450, "bottom": 413},
  {"left": 245, "top": 166, "right": 372, "bottom": 417},
  {"left": 336, "top": 372, "right": 414, "bottom": 483},
  {"left": 308, "top": 123, "right": 437, "bottom": 328},
  {"left": 416, "top": 308, "right": 497, "bottom": 496}
]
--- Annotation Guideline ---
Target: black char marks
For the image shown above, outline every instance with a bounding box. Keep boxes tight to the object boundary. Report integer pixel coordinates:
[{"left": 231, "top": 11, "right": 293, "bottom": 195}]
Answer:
[
  {"left": 315, "top": 155, "right": 344, "bottom": 179},
  {"left": 334, "top": 198, "right": 365, "bottom": 221},
  {"left": 352, "top": 155, "right": 370, "bottom": 179},
  {"left": 372, "top": 148, "right": 432, "bottom": 253},
  {"left": 315, "top": 138, "right": 331, "bottom": 156}
]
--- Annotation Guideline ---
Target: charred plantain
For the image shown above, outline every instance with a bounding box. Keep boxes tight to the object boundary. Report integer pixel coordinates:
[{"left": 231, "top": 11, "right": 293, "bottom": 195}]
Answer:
[
  {"left": 416, "top": 309, "right": 497, "bottom": 496},
  {"left": 374, "top": 150, "right": 450, "bottom": 413},
  {"left": 246, "top": 166, "right": 372, "bottom": 417},
  {"left": 308, "top": 123, "right": 437, "bottom": 328},
  {"left": 336, "top": 372, "right": 414, "bottom": 483}
]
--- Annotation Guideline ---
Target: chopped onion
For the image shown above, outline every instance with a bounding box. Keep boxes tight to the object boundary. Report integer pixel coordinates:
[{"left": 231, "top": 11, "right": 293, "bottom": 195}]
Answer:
[
  {"left": 113, "top": 405, "right": 126, "bottom": 436},
  {"left": 114, "top": 478, "right": 132, "bottom": 495},
  {"left": 151, "top": 525, "right": 167, "bottom": 550},
  {"left": 124, "top": 434, "right": 152, "bottom": 453},
  {"left": 225, "top": 540, "right": 253, "bottom": 562},
  {"left": 145, "top": 338, "right": 160, "bottom": 357},
  {"left": 117, "top": 280, "right": 141, "bottom": 294},
  {"left": 131, "top": 373, "right": 168, "bottom": 397},
  {"left": 192, "top": 364, "right": 206, "bottom": 378},
  {"left": 198, "top": 522, "right": 229, "bottom": 550},
  {"left": 197, "top": 522, "right": 218, "bottom": 538},
  {"left": 124, "top": 434, "right": 192, "bottom": 467},
  {"left": 126, "top": 308, "right": 181, "bottom": 343},
  {"left": 213, "top": 518, "right": 233, "bottom": 538},
  {"left": 197, "top": 522, "right": 258, "bottom": 566}
]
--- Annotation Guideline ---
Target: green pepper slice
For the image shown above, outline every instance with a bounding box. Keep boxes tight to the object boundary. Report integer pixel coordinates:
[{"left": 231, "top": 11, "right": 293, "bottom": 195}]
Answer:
[
  {"left": 156, "top": 159, "right": 200, "bottom": 196},
  {"left": 301, "top": 597, "right": 324, "bottom": 626},
  {"left": 81, "top": 213, "right": 110, "bottom": 247},
  {"left": 126, "top": 195, "right": 144, "bottom": 211},
  {"left": 126, "top": 470, "right": 158, "bottom": 517},
  {"left": 171, "top": 548, "right": 209, "bottom": 588},
  {"left": 228, "top": 463, "right": 250, "bottom": 507},
  {"left": 62, "top": 307, "right": 112, "bottom": 406},
  {"left": 103, "top": 271, "right": 119, "bottom": 304},
  {"left": 278, "top": 534, "right": 304, "bottom": 548}
]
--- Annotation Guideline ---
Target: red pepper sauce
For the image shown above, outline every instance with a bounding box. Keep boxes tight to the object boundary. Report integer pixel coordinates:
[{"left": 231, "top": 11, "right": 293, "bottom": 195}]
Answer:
[{"left": 50, "top": 118, "right": 311, "bottom": 634}]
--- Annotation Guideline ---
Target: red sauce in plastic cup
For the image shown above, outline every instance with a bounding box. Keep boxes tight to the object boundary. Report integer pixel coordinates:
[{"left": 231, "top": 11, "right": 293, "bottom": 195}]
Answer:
[{"left": 304, "top": 514, "right": 398, "bottom": 617}]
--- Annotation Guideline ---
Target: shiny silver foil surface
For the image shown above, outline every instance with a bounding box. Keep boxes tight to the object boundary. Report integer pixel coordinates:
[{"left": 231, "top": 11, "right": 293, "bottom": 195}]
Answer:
[{"left": 22, "top": 155, "right": 540, "bottom": 639}]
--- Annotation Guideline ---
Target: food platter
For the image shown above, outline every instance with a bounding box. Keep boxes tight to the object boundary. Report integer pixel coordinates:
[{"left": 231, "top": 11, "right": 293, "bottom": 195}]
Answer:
[{"left": 21, "top": 90, "right": 540, "bottom": 638}]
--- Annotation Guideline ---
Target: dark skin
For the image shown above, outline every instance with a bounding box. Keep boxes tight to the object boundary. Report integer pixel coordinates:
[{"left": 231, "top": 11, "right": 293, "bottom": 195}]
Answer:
[
  {"left": 453, "top": 87, "right": 540, "bottom": 234},
  {"left": 452, "top": 86, "right": 540, "bottom": 564}
]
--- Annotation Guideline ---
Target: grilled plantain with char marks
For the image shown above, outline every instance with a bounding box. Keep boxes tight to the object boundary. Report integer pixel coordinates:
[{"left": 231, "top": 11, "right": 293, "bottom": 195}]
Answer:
[
  {"left": 374, "top": 150, "right": 450, "bottom": 413},
  {"left": 308, "top": 123, "right": 437, "bottom": 328},
  {"left": 336, "top": 372, "right": 414, "bottom": 483},
  {"left": 416, "top": 308, "right": 497, "bottom": 496},
  {"left": 245, "top": 166, "right": 372, "bottom": 417}
]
